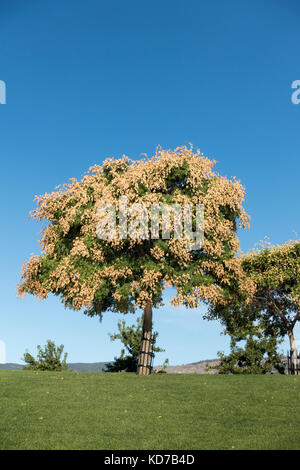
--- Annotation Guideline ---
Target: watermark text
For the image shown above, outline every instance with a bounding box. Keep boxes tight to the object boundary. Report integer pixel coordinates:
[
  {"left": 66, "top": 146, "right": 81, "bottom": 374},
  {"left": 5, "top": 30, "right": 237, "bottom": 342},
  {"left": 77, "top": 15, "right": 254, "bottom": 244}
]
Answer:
[
  {"left": 96, "top": 197, "right": 204, "bottom": 250},
  {"left": 0, "top": 80, "right": 6, "bottom": 104},
  {"left": 291, "top": 80, "right": 300, "bottom": 104}
]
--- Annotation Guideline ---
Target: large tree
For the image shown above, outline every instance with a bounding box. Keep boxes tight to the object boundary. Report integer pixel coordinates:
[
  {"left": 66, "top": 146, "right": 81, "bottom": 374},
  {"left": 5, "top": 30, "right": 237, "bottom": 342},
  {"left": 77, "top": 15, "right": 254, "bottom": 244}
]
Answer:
[
  {"left": 209, "top": 240, "right": 300, "bottom": 374},
  {"left": 18, "top": 145, "right": 250, "bottom": 375}
]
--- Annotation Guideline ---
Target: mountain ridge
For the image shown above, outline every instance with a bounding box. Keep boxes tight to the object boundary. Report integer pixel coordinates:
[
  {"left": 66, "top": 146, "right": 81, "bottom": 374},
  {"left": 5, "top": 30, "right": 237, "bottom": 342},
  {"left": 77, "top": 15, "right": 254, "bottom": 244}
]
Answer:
[{"left": 0, "top": 360, "right": 217, "bottom": 373}]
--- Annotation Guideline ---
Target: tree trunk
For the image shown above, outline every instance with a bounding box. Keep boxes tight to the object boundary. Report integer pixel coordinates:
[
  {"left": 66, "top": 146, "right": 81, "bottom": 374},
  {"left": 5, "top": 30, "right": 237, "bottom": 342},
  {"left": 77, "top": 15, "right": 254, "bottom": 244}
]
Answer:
[
  {"left": 288, "top": 329, "right": 298, "bottom": 375},
  {"left": 137, "top": 302, "right": 153, "bottom": 376}
]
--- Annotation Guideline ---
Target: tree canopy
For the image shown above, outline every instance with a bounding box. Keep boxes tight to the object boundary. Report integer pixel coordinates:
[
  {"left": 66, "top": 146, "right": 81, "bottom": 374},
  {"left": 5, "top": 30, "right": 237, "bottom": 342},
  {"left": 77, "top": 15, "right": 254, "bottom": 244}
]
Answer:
[
  {"left": 209, "top": 239, "right": 300, "bottom": 372},
  {"left": 18, "top": 145, "right": 251, "bottom": 319}
]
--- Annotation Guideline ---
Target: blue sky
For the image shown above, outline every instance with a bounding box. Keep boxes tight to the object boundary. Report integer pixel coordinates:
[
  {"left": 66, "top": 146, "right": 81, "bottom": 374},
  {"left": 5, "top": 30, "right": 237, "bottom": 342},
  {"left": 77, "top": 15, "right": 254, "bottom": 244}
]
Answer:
[{"left": 0, "top": 0, "right": 300, "bottom": 365}]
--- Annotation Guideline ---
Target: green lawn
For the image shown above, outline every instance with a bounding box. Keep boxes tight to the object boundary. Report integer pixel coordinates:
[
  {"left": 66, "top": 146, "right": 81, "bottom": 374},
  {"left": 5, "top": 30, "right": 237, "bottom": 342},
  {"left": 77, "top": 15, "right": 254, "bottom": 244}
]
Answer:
[{"left": 1, "top": 370, "right": 300, "bottom": 450}]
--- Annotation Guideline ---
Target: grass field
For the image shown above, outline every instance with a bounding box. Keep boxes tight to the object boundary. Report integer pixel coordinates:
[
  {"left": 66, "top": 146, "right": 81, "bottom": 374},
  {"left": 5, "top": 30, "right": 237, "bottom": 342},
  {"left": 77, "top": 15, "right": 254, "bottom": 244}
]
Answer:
[{"left": 1, "top": 370, "right": 300, "bottom": 450}]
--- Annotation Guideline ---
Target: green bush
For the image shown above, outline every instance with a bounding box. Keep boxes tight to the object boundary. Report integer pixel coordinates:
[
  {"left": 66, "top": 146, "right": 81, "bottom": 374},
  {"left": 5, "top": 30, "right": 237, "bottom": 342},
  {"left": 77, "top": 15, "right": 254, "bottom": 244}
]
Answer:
[
  {"left": 215, "top": 328, "right": 285, "bottom": 374},
  {"left": 23, "top": 340, "right": 68, "bottom": 371}
]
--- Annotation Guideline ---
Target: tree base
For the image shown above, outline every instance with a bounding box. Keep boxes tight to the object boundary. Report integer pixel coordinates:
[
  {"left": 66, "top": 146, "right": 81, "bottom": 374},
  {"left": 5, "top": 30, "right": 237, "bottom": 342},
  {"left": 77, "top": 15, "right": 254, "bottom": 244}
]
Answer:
[{"left": 137, "top": 330, "right": 153, "bottom": 376}]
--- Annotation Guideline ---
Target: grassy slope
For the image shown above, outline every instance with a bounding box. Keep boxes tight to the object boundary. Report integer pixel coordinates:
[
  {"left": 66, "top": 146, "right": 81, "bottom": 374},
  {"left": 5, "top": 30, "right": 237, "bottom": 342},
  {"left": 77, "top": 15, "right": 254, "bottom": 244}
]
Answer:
[{"left": 1, "top": 371, "right": 300, "bottom": 450}]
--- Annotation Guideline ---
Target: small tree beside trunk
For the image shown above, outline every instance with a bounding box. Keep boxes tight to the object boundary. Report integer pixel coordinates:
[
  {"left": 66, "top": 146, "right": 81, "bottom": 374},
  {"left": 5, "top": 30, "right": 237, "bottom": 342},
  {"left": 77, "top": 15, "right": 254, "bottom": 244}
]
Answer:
[{"left": 105, "top": 312, "right": 164, "bottom": 373}]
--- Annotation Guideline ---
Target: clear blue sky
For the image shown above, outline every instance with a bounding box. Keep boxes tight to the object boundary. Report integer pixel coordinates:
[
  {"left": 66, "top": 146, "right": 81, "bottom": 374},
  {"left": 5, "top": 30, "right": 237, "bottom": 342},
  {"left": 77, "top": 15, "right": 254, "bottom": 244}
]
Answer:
[{"left": 1, "top": 0, "right": 300, "bottom": 365}]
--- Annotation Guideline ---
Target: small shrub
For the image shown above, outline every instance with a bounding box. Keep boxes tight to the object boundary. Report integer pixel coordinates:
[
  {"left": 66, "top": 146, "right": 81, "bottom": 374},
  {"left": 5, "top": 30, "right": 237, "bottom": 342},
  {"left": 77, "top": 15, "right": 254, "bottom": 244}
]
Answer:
[{"left": 23, "top": 340, "right": 68, "bottom": 371}]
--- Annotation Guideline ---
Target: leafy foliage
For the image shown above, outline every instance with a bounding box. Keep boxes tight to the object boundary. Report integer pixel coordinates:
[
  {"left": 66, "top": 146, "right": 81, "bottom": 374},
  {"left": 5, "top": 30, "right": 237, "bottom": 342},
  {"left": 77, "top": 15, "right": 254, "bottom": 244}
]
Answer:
[
  {"left": 215, "top": 323, "right": 284, "bottom": 374},
  {"left": 23, "top": 340, "right": 68, "bottom": 371},
  {"left": 18, "top": 145, "right": 251, "bottom": 317},
  {"left": 209, "top": 239, "right": 300, "bottom": 373},
  {"left": 241, "top": 240, "right": 300, "bottom": 329},
  {"left": 105, "top": 316, "right": 164, "bottom": 372}
]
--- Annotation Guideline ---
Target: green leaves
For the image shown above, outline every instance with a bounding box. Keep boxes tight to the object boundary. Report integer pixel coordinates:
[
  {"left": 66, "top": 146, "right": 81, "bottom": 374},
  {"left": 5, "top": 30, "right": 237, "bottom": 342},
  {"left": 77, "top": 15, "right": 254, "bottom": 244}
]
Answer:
[
  {"left": 210, "top": 240, "right": 300, "bottom": 374},
  {"left": 19, "top": 145, "right": 249, "bottom": 315},
  {"left": 165, "top": 161, "right": 190, "bottom": 193},
  {"left": 23, "top": 340, "right": 68, "bottom": 372},
  {"left": 216, "top": 331, "right": 285, "bottom": 375},
  {"left": 105, "top": 316, "right": 165, "bottom": 372}
]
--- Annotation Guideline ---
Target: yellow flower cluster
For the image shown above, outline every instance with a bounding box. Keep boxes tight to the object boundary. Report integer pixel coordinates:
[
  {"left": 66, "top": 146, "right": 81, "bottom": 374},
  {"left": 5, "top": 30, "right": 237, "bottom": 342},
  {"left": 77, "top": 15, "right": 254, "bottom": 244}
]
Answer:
[{"left": 18, "top": 145, "right": 251, "bottom": 313}]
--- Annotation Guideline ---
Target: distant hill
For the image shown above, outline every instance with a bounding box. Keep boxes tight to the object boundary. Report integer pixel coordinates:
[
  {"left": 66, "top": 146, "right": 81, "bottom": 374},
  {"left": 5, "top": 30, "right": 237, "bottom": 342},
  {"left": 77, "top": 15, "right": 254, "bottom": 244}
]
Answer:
[
  {"left": 67, "top": 362, "right": 110, "bottom": 372},
  {"left": 0, "top": 363, "right": 23, "bottom": 370},
  {"left": 0, "top": 360, "right": 218, "bottom": 373},
  {"left": 0, "top": 360, "right": 219, "bottom": 374},
  {"left": 0, "top": 358, "right": 287, "bottom": 374},
  {"left": 153, "top": 359, "right": 220, "bottom": 374},
  {"left": 0, "top": 362, "right": 112, "bottom": 372}
]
